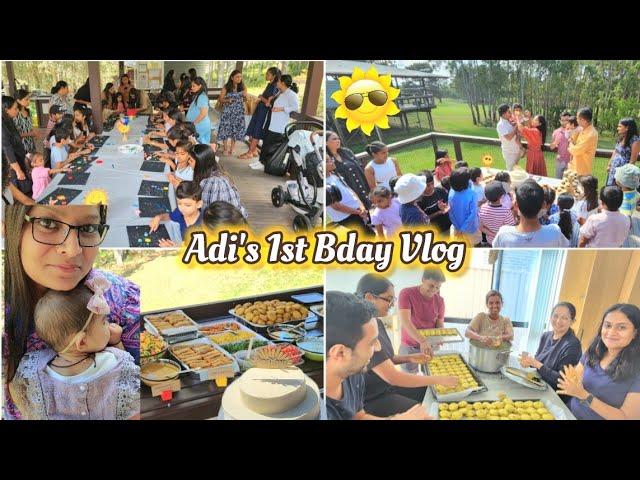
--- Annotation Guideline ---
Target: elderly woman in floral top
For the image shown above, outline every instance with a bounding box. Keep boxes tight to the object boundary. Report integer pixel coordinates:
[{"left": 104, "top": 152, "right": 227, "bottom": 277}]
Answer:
[{"left": 2, "top": 205, "right": 140, "bottom": 420}]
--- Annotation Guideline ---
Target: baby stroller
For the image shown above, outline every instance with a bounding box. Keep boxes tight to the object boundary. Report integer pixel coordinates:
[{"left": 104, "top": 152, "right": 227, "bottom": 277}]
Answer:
[{"left": 270, "top": 120, "right": 324, "bottom": 232}]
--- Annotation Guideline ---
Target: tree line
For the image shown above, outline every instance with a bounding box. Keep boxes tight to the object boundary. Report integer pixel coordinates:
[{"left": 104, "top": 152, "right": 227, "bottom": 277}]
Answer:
[{"left": 445, "top": 60, "right": 640, "bottom": 136}]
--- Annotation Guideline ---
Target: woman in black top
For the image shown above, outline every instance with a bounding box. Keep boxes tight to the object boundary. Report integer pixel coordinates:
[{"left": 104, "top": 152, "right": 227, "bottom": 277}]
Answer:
[
  {"left": 519, "top": 302, "right": 582, "bottom": 401},
  {"left": 326, "top": 131, "right": 371, "bottom": 209},
  {"left": 355, "top": 273, "right": 459, "bottom": 417},
  {"left": 2, "top": 95, "right": 30, "bottom": 196},
  {"left": 73, "top": 77, "right": 92, "bottom": 110},
  {"left": 163, "top": 69, "right": 176, "bottom": 93}
]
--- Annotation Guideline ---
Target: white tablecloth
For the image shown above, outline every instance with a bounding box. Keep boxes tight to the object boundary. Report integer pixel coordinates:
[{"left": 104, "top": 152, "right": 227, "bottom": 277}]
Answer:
[{"left": 37, "top": 116, "right": 181, "bottom": 247}]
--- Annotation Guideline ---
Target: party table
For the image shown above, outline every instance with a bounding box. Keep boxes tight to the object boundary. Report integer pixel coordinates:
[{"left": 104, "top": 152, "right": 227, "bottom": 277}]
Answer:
[{"left": 36, "top": 115, "right": 181, "bottom": 247}]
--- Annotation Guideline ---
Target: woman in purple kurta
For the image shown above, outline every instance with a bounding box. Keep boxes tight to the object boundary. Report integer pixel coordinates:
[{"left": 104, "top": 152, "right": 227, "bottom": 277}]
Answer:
[{"left": 2, "top": 204, "right": 140, "bottom": 420}]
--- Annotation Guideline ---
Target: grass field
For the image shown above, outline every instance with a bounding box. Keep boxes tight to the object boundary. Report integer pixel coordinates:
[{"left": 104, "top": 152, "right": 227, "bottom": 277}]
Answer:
[
  {"left": 339, "top": 99, "right": 615, "bottom": 187},
  {"left": 96, "top": 251, "right": 324, "bottom": 312}
]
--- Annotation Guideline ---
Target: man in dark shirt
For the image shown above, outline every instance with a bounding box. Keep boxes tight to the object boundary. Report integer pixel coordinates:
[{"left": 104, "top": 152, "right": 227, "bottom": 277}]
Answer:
[{"left": 325, "top": 291, "right": 430, "bottom": 420}]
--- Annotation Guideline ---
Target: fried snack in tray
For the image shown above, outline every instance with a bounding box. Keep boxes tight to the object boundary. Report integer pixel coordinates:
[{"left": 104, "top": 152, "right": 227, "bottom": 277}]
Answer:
[
  {"left": 172, "top": 344, "right": 232, "bottom": 370},
  {"left": 233, "top": 300, "right": 309, "bottom": 325},
  {"left": 199, "top": 322, "right": 242, "bottom": 335},
  {"left": 208, "top": 330, "right": 256, "bottom": 345},
  {"left": 437, "top": 393, "right": 555, "bottom": 420},
  {"left": 147, "top": 311, "right": 194, "bottom": 333}
]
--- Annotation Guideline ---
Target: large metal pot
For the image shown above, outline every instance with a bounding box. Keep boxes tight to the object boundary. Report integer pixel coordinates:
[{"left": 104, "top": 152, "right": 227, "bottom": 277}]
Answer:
[{"left": 468, "top": 340, "right": 512, "bottom": 373}]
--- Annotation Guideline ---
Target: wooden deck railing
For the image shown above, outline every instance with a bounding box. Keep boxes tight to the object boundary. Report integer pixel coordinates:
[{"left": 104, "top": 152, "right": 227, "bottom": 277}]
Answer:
[{"left": 354, "top": 131, "right": 614, "bottom": 162}]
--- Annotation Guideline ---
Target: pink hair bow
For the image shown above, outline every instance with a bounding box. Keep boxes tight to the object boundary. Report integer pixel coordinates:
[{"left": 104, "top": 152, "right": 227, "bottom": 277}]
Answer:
[{"left": 85, "top": 274, "right": 112, "bottom": 315}]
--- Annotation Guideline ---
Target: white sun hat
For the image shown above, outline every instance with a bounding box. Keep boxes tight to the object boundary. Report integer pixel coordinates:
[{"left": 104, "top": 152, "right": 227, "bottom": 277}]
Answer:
[{"left": 394, "top": 174, "right": 427, "bottom": 204}]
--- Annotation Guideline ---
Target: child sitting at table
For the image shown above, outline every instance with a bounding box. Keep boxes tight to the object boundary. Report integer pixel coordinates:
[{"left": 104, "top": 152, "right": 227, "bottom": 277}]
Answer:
[
  {"left": 8, "top": 274, "right": 140, "bottom": 420},
  {"left": 370, "top": 185, "right": 403, "bottom": 238},
  {"left": 448, "top": 167, "right": 480, "bottom": 245},
  {"left": 614, "top": 163, "right": 640, "bottom": 217},
  {"left": 549, "top": 193, "right": 580, "bottom": 247},
  {"left": 479, "top": 181, "right": 516, "bottom": 246},
  {"left": 470, "top": 167, "right": 486, "bottom": 207},
  {"left": 114, "top": 92, "right": 126, "bottom": 114},
  {"left": 49, "top": 125, "right": 92, "bottom": 170},
  {"left": 30, "top": 152, "right": 71, "bottom": 200},
  {"left": 579, "top": 186, "right": 630, "bottom": 248},
  {"left": 166, "top": 140, "right": 195, "bottom": 187},
  {"left": 434, "top": 150, "right": 453, "bottom": 183},
  {"left": 149, "top": 181, "right": 204, "bottom": 244}
]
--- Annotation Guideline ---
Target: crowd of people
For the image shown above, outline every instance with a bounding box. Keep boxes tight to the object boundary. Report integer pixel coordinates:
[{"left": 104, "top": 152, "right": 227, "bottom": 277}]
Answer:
[
  {"left": 326, "top": 270, "right": 640, "bottom": 420},
  {"left": 325, "top": 113, "right": 639, "bottom": 247}
]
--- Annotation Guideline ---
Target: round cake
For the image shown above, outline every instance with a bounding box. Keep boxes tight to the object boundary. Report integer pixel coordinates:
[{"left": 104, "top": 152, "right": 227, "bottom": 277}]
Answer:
[{"left": 221, "top": 367, "right": 320, "bottom": 420}]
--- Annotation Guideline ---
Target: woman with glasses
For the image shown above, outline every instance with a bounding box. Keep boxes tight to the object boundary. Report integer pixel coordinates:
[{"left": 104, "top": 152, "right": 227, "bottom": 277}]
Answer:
[
  {"left": 2, "top": 205, "right": 140, "bottom": 420},
  {"left": 325, "top": 131, "right": 371, "bottom": 210},
  {"left": 517, "top": 302, "right": 582, "bottom": 403},
  {"left": 356, "top": 273, "right": 459, "bottom": 417},
  {"left": 558, "top": 304, "right": 640, "bottom": 420}
]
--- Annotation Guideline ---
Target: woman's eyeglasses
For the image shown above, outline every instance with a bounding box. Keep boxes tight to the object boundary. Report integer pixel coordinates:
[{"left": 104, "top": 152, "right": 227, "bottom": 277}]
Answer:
[
  {"left": 25, "top": 215, "right": 109, "bottom": 247},
  {"left": 344, "top": 90, "right": 388, "bottom": 110},
  {"left": 372, "top": 294, "right": 396, "bottom": 307}
]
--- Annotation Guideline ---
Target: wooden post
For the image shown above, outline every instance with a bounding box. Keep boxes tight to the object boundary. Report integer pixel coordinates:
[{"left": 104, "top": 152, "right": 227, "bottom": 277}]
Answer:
[
  {"left": 301, "top": 61, "right": 324, "bottom": 119},
  {"left": 235, "top": 61, "right": 243, "bottom": 73},
  {"left": 431, "top": 135, "right": 438, "bottom": 157},
  {"left": 88, "top": 61, "right": 103, "bottom": 133},
  {"left": 6, "top": 61, "right": 17, "bottom": 97},
  {"left": 453, "top": 139, "right": 463, "bottom": 161}
]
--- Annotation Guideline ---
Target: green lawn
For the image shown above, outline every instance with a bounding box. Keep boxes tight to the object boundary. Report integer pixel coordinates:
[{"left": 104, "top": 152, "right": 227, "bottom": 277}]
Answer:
[
  {"left": 340, "top": 99, "right": 615, "bottom": 187},
  {"left": 97, "top": 251, "right": 323, "bottom": 312}
]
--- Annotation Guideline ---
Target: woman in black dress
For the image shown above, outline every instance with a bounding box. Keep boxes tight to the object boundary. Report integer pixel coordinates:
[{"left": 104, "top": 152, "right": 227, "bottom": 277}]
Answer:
[{"left": 325, "top": 131, "right": 371, "bottom": 209}]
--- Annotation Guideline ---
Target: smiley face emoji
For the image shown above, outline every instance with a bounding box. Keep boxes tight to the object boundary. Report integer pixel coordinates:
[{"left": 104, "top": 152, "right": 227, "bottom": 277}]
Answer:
[{"left": 332, "top": 66, "right": 400, "bottom": 135}]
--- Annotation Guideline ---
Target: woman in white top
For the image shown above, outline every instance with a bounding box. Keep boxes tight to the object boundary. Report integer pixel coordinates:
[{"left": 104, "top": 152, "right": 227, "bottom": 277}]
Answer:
[
  {"left": 364, "top": 141, "right": 402, "bottom": 191},
  {"left": 257, "top": 75, "right": 299, "bottom": 169},
  {"left": 267, "top": 74, "right": 299, "bottom": 135}
]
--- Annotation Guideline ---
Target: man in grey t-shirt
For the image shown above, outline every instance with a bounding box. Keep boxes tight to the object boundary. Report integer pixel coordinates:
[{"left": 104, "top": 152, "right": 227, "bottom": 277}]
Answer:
[{"left": 493, "top": 180, "right": 570, "bottom": 248}]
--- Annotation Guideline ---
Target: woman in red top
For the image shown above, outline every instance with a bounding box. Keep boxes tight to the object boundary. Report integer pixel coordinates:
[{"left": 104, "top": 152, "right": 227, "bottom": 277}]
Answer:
[{"left": 516, "top": 113, "right": 548, "bottom": 176}]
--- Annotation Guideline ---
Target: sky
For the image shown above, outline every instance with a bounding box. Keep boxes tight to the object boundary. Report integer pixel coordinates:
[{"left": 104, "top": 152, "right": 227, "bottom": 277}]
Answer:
[{"left": 396, "top": 60, "right": 450, "bottom": 76}]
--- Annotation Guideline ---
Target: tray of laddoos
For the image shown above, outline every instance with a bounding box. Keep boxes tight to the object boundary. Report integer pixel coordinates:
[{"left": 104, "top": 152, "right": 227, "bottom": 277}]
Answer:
[
  {"left": 425, "top": 353, "right": 488, "bottom": 401},
  {"left": 144, "top": 309, "right": 199, "bottom": 338},
  {"left": 429, "top": 392, "right": 568, "bottom": 420},
  {"left": 169, "top": 338, "right": 239, "bottom": 381},
  {"left": 229, "top": 299, "right": 313, "bottom": 329},
  {"left": 417, "top": 327, "right": 464, "bottom": 344}
]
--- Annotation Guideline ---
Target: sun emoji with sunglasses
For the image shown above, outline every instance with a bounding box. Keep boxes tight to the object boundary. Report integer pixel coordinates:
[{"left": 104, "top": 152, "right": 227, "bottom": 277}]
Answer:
[{"left": 331, "top": 66, "right": 400, "bottom": 136}]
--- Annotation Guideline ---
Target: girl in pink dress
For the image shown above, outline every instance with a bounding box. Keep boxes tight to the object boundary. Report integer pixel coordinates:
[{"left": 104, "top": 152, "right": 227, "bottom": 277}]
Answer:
[{"left": 8, "top": 274, "right": 140, "bottom": 420}]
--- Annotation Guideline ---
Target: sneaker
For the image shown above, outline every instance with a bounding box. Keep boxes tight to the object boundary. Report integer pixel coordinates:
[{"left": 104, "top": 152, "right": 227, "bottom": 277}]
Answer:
[{"left": 249, "top": 161, "right": 264, "bottom": 170}]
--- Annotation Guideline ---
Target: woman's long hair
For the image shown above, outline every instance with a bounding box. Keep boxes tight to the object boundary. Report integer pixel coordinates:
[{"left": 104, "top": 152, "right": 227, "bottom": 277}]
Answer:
[
  {"left": 224, "top": 70, "right": 245, "bottom": 93},
  {"left": 585, "top": 304, "right": 640, "bottom": 382},
  {"left": 618, "top": 118, "right": 639, "bottom": 149},
  {"left": 535, "top": 115, "right": 547, "bottom": 146},
  {"left": 50, "top": 80, "right": 68, "bottom": 95},
  {"left": 191, "top": 144, "right": 233, "bottom": 187},
  {"left": 579, "top": 175, "right": 599, "bottom": 211},
  {"left": 3, "top": 205, "right": 108, "bottom": 381},
  {"left": 102, "top": 83, "right": 114, "bottom": 109},
  {"left": 556, "top": 193, "right": 575, "bottom": 241},
  {"left": 191, "top": 77, "right": 208, "bottom": 104}
]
